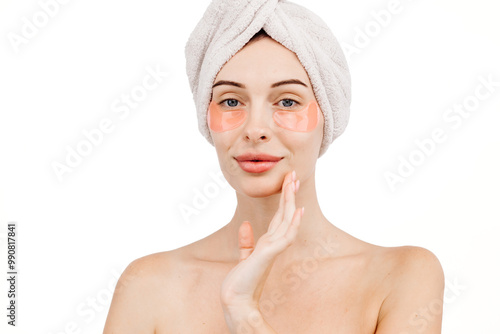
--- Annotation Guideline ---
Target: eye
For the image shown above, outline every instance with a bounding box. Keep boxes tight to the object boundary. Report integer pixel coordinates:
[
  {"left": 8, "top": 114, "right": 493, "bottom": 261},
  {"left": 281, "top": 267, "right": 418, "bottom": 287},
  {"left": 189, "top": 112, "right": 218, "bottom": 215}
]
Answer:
[
  {"left": 222, "top": 99, "right": 240, "bottom": 108},
  {"left": 279, "top": 99, "right": 298, "bottom": 108}
]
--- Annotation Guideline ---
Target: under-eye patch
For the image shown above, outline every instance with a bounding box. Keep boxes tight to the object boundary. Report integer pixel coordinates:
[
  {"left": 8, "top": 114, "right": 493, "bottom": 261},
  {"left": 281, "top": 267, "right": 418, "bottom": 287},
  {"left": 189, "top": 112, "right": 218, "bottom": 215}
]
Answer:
[
  {"left": 207, "top": 101, "right": 247, "bottom": 132},
  {"left": 273, "top": 101, "right": 319, "bottom": 132},
  {"left": 207, "top": 100, "right": 320, "bottom": 132}
]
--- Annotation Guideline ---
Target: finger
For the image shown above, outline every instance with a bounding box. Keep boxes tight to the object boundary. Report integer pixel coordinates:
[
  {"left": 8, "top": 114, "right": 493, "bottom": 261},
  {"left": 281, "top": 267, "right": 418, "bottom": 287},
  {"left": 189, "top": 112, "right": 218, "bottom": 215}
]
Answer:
[
  {"left": 269, "top": 206, "right": 303, "bottom": 245},
  {"left": 238, "top": 221, "right": 255, "bottom": 262},
  {"left": 271, "top": 172, "right": 297, "bottom": 236},
  {"left": 274, "top": 181, "right": 297, "bottom": 237},
  {"left": 269, "top": 171, "right": 294, "bottom": 232},
  {"left": 283, "top": 207, "right": 303, "bottom": 241},
  {"left": 273, "top": 180, "right": 295, "bottom": 239},
  {"left": 268, "top": 171, "right": 294, "bottom": 234}
]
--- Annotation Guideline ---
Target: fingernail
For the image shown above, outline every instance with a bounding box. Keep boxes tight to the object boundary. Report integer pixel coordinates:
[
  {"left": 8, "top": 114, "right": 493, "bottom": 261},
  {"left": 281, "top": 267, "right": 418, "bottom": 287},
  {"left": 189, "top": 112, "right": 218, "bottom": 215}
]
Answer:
[
  {"left": 295, "top": 180, "right": 300, "bottom": 193},
  {"left": 301, "top": 207, "right": 305, "bottom": 216},
  {"left": 292, "top": 170, "right": 296, "bottom": 181}
]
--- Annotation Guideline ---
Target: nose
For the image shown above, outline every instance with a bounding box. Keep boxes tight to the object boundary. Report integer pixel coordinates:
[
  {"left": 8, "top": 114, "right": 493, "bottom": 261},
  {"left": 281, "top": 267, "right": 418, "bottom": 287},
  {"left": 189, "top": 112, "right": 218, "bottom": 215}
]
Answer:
[{"left": 242, "top": 104, "right": 273, "bottom": 143}]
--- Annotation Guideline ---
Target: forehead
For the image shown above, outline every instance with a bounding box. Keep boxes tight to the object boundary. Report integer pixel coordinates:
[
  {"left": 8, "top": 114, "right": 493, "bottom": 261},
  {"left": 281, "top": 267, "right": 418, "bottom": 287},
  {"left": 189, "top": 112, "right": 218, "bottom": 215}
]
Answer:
[{"left": 215, "top": 37, "right": 312, "bottom": 87}]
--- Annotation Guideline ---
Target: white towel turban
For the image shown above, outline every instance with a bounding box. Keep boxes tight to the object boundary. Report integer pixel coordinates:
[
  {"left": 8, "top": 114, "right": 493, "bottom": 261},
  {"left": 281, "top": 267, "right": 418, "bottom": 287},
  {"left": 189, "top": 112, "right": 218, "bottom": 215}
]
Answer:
[{"left": 185, "top": 0, "right": 351, "bottom": 157}]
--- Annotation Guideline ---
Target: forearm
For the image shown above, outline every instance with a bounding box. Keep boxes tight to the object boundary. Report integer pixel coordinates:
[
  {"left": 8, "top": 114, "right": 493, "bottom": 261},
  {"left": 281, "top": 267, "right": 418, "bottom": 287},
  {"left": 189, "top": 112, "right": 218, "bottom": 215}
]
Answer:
[{"left": 223, "top": 305, "right": 277, "bottom": 334}]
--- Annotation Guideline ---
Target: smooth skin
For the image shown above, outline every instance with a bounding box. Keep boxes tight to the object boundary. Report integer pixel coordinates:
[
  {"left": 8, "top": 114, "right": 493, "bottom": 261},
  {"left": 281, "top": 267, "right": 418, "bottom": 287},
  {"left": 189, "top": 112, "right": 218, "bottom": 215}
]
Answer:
[{"left": 103, "top": 36, "right": 445, "bottom": 334}]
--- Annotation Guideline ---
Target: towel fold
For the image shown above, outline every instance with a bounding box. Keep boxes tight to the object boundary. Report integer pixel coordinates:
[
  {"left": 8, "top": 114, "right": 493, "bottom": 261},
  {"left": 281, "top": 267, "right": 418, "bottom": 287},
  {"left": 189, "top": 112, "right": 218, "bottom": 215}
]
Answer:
[{"left": 185, "top": 0, "right": 351, "bottom": 157}]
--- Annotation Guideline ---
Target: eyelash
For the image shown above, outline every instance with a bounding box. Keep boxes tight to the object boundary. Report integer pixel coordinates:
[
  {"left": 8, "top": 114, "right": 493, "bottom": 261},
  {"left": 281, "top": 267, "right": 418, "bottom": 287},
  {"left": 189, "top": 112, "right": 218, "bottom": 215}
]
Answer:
[{"left": 220, "top": 98, "right": 300, "bottom": 109}]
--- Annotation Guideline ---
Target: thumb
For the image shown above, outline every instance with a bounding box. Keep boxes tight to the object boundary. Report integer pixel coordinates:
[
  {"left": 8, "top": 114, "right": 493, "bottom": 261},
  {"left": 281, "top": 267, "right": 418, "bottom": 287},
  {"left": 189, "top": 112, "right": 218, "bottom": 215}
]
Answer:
[{"left": 238, "top": 221, "right": 255, "bottom": 262}]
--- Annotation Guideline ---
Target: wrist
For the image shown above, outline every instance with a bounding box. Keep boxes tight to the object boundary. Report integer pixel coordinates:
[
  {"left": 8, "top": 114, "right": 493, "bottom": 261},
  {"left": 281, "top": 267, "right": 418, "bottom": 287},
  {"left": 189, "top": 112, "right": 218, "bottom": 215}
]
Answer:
[
  {"left": 222, "top": 301, "right": 259, "bottom": 318},
  {"left": 223, "top": 303, "right": 263, "bottom": 332}
]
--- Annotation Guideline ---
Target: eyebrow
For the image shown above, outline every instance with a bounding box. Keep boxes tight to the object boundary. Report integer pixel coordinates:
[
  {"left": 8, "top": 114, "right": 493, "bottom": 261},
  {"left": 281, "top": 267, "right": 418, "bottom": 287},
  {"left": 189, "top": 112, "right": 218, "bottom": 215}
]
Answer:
[
  {"left": 212, "top": 79, "right": 308, "bottom": 89},
  {"left": 271, "top": 79, "right": 308, "bottom": 88}
]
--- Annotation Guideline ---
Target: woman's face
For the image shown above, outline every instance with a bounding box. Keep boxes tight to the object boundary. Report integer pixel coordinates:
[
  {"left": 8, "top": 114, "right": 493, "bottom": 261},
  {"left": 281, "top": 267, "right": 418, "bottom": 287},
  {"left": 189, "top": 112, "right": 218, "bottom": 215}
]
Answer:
[{"left": 209, "top": 36, "right": 324, "bottom": 197}]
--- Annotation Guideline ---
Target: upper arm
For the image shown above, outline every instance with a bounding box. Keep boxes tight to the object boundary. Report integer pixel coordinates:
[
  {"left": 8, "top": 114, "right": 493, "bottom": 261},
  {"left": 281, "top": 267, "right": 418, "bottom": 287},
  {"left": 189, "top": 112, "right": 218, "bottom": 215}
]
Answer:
[
  {"left": 375, "top": 246, "right": 445, "bottom": 334},
  {"left": 103, "top": 255, "right": 165, "bottom": 334}
]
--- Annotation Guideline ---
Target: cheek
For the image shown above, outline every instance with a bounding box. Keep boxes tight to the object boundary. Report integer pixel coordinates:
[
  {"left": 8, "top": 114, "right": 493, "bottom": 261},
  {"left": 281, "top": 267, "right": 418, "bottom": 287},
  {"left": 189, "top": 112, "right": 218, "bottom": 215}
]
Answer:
[{"left": 208, "top": 101, "right": 247, "bottom": 132}]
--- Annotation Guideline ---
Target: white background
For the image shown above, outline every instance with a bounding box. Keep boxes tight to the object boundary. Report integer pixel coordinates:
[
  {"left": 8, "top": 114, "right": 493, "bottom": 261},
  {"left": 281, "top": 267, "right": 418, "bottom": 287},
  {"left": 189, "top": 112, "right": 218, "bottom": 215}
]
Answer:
[{"left": 1, "top": 0, "right": 499, "bottom": 333}]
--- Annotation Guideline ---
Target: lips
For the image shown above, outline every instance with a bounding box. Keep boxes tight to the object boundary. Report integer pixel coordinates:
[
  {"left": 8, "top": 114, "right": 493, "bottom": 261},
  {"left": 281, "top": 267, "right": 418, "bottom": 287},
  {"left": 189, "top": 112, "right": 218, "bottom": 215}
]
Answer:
[
  {"left": 235, "top": 152, "right": 283, "bottom": 173},
  {"left": 235, "top": 153, "right": 283, "bottom": 162}
]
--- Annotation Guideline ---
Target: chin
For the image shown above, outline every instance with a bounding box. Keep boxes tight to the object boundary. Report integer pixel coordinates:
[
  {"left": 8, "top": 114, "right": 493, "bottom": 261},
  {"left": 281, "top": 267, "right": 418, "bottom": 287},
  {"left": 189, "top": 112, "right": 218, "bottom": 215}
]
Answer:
[
  {"left": 243, "top": 189, "right": 278, "bottom": 199},
  {"left": 237, "top": 178, "right": 282, "bottom": 198}
]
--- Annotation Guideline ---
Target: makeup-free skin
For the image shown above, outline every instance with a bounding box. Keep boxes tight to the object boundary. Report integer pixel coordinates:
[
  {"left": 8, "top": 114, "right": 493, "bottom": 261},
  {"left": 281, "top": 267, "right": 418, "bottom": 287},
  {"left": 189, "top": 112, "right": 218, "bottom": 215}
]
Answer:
[{"left": 104, "top": 36, "right": 444, "bottom": 334}]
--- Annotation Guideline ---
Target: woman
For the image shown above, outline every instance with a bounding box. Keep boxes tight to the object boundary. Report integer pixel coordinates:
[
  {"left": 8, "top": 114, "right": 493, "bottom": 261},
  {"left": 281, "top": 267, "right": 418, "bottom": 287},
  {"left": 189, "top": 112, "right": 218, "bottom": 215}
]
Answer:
[{"left": 103, "top": 1, "right": 444, "bottom": 333}]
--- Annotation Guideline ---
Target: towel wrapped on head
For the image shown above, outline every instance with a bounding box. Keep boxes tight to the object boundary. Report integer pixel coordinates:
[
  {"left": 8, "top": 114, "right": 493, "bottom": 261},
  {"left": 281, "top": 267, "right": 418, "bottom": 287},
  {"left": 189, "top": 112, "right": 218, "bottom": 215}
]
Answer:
[{"left": 185, "top": 0, "right": 351, "bottom": 157}]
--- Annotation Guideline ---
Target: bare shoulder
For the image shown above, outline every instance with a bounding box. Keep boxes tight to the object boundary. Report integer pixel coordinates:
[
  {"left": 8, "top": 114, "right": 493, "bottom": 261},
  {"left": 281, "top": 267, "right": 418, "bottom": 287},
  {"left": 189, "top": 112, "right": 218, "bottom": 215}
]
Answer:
[
  {"left": 374, "top": 245, "right": 445, "bottom": 333},
  {"left": 380, "top": 245, "right": 445, "bottom": 288},
  {"left": 345, "top": 233, "right": 444, "bottom": 282},
  {"left": 120, "top": 250, "right": 181, "bottom": 279},
  {"left": 369, "top": 244, "right": 442, "bottom": 273},
  {"left": 103, "top": 250, "right": 186, "bottom": 334}
]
